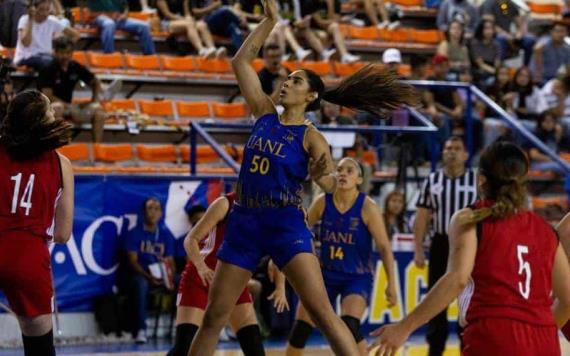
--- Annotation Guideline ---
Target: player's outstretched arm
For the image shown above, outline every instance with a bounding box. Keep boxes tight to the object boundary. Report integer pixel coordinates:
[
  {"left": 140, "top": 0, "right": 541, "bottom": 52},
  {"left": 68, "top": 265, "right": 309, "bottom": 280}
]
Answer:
[
  {"left": 231, "top": 0, "right": 278, "bottom": 118},
  {"left": 53, "top": 154, "right": 74, "bottom": 244},
  {"left": 369, "top": 208, "right": 477, "bottom": 356},
  {"left": 552, "top": 244, "right": 570, "bottom": 327}
]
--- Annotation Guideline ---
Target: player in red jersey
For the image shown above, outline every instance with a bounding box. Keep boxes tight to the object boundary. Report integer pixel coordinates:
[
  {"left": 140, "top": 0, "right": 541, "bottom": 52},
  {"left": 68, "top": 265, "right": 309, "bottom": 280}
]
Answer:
[
  {"left": 168, "top": 192, "right": 289, "bottom": 356},
  {"left": 371, "top": 141, "right": 570, "bottom": 356},
  {"left": 0, "top": 90, "right": 74, "bottom": 356}
]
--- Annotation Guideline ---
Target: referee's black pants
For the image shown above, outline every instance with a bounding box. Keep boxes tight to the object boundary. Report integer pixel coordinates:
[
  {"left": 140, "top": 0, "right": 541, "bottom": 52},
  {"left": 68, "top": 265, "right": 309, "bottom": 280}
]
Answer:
[{"left": 426, "top": 233, "right": 462, "bottom": 356}]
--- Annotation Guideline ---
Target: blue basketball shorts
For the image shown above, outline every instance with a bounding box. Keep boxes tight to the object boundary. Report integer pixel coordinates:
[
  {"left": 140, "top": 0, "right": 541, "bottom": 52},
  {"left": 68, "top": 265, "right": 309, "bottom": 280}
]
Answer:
[
  {"left": 322, "top": 268, "right": 373, "bottom": 306},
  {"left": 217, "top": 204, "right": 314, "bottom": 272}
]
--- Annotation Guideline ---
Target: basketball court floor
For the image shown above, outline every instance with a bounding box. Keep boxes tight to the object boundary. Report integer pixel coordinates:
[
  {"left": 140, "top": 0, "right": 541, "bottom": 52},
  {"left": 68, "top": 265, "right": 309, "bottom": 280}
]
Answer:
[{"left": 1, "top": 335, "right": 569, "bottom": 355}]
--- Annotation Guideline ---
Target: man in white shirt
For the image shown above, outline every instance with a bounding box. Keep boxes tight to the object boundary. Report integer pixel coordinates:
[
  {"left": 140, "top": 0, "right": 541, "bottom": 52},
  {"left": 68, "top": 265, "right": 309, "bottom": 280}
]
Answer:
[{"left": 13, "top": 0, "right": 78, "bottom": 71}]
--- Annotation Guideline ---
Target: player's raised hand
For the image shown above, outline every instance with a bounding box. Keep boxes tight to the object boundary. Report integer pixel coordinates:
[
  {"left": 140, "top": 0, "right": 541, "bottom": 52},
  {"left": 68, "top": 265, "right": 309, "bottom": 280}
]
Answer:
[
  {"left": 369, "top": 323, "right": 409, "bottom": 356},
  {"left": 268, "top": 288, "right": 290, "bottom": 313},
  {"left": 261, "top": 0, "right": 279, "bottom": 21}
]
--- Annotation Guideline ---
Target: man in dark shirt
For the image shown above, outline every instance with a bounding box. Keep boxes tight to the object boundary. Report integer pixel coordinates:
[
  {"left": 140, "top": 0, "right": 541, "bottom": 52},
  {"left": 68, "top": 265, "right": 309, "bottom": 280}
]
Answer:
[
  {"left": 38, "top": 36, "right": 107, "bottom": 142},
  {"left": 258, "top": 43, "right": 288, "bottom": 102}
]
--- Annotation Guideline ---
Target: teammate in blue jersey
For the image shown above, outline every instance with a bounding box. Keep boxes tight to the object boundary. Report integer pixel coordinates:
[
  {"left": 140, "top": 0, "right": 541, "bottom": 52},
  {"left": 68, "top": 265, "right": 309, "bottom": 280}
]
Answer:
[
  {"left": 188, "top": 1, "right": 416, "bottom": 354},
  {"left": 285, "top": 158, "right": 398, "bottom": 356}
]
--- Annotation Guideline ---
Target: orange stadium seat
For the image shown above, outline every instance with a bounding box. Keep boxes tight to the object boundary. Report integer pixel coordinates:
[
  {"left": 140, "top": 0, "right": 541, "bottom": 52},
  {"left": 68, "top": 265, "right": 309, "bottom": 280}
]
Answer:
[
  {"left": 176, "top": 101, "right": 210, "bottom": 118},
  {"left": 225, "top": 145, "right": 244, "bottom": 162},
  {"left": 160, "top": 55, "right": 196, "bottom": 72},
  {"left": 398, "top": 64, "right": 412, "bottom": 77},
  {"left": 379, "top": 28, "right": 411, "bottom": 42},
  {"left": 389, "top": 0, "right": 424, "bottom": 6},
  {"left": 339, "top": 24, "right": 351, "bottom": 37},
  {"left": 138, "top": 100, "right": 174, "bottom": 117},
  {"left": 349, "top": 26, "right": 380, "bottom": 40},
  {"left": 88, "top": 52, "right": 124, "bottom": 69},
  {"left": 196, "top": 58, "right": 231, "bottom": 73},
  {"left": 136, "top": 144, "right": 178, "bottom": 163},
  {"left": 125, "top": 54, "right": 160, "bottom": 71},
  {"left": 128, "top": 12, "right": 155, "bottom": 21},
  {"left": 346, "top": 150, "right": 378, "bottom": 166},
  {"left": 333, "top": 62, "right": 367, "bottom": 77},
  {"left": 180, "top": 145, "right": 220, "bottom": 163},
  {"left": 58, "top": 143, "right": 90, "bottom": 161},
  {"left": 251, "top": 58, "right": 265, "bottom": 72},
  {"left": 282, "top": 60, "right": 300, "bottom": 72},
  {"left": 70, "top": 7, "right": 90, "bottom": 24},
  {"left": 103, "top": 99, "right": 137, "bottom": 113},
  {"left": 212, "top": 102, "right": 248, "bottom": 119},
  {"left": 300, "top": 61, "right": 332, "bottom": 76},
  {"left": 410, "top": 29, "right": 443, "bottom": 44},
  {"left": 72, "top": 51, "right": 88, "bottom": 66},
  {"left": 93, "top": 144, "right": 133, "bottom": 162},
  {"left": 527, "top": 2, "right": 562, "bottom": 13}
]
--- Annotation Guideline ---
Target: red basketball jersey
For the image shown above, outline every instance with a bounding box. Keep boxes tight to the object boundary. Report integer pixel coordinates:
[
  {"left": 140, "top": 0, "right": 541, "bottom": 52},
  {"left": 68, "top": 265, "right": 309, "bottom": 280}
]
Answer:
[
  {"left": 0, "top": 145, "right": 63, "bottom": 240},
  {"left": 459, "top": 200, "right": 558, "bottom": 327},
  {"left": 197, "top": 192, "right": 235, "bottom": 270}
]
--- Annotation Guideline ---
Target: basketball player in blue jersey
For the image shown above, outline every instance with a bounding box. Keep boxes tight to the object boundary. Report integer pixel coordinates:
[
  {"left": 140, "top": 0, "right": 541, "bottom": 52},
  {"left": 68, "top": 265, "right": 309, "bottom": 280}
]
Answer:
[
  {"left": 285, "top": 158, "right": 398, "bottom": 356},
  {"left": 188, "top": 0, "right": 416, "bottom": 354}
]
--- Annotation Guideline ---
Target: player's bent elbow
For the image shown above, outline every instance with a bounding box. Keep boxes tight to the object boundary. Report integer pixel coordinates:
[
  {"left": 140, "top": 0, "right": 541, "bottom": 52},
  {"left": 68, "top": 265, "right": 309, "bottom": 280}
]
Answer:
[{"left": 53, "top": 232, "right": 71, "bottom": 244}]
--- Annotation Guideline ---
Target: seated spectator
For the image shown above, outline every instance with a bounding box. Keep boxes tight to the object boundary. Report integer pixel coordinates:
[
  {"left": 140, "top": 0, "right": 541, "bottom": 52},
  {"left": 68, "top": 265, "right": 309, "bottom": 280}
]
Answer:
[
  {"left": 470, "top": 19, "right": 502, "bottom": 88},
  {"left": 83, "top": 0, "right": 156, "bottom": 55},
  {"left": 37, "top": 37, "right": 115, "bottom": 142},
  {"left": 482, "top": 65, "right": 512, "bottom": 146},
  {"left": 266, "top": 20, "right": 312, "bottom": 60},
  {"left": 320, "top": 101, "right": 354, "bottom": 125},
  {"left": 125, "top": 197, "right": 174, "bottom": 344},
  {"left": 542, "top": 73, "right": 570, "bottom": 127},
  {"left": 410, "top": 54, "right": 430, "bottom": 81},
  {"left": 485, "top": 65, "right": 511, "bottom": 110},
  {"left": 527, "top": 110, "right": 568, "bottom": 174},
  {"left": 0, "top": 0, "right": 27, "bottom": 49},
  {"left": 188, "top": 0, "right": 246, "bottom": 51},
  {"left": 479, "top": 0, "right": 535, "bottom": 65},
  {"left": 504, "top": 67, "right": 548, "bottom": 125},
  {"left": 258, "top": 44, "right": 288, "bottom": 103},
  {"left": 437, "top": 0, "right": 478, "bottom": 39},
  {"left": 436, "top": 20, "right": 470, "bottom": 74},
  {"left": 382, "top": 48, "right": 402, "bottom": 77},
  {"left": 293, "top": 0, "right": 360, "bottom": 63},
  {"left": 155, "top": 0, "right": 226, "bottom": 58},
  {"left": 349, "top": 0, "right": 395, "bottom": 29},
  {"left": 51, "top": 0, "right": 71, "bottom": 27},
  {"left": 383, "top": 190, "right": 410, "bottom": 239},
  {"left": 14, "top": 0, "right": 78, "bottom": 71},
  {"left": 531, "top": 21, "right": 570, "bottom": 84}
]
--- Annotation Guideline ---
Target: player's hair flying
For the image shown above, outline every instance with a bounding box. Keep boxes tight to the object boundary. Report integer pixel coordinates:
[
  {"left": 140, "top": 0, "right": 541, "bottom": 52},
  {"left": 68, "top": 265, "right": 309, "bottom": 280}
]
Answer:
[
  {"left": 470, "top": 141, "right": 529, "bottom": 223},
  {"left": 303, "top": 63, "right": 418, "bottom": 114},
  {"left": 0, "top": 90, "right": 72, "bottom": 160}
]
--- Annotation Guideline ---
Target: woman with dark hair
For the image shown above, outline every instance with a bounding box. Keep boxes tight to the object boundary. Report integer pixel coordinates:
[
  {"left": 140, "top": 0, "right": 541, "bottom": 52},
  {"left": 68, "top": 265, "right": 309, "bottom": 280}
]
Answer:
[
  {"left": 371, "top": 141, "right": 570, "bottom": 356},
  {"left": 470, "top": 19, "right": 502, "bottom": 88},
  {"left": 188, "top": 0, "right": 416, "bottom": 354},
  {"left": 285, "top": 157, "right": 397, "bottom": 356},
  {"left": 436, "top": 20, "right": 470, "bottom": 73},
  {"left": 383, "top": 190, "right": 410, "bottom": 239},
  {"left": 0, "top": 90, "right": 74, "bottom": 356},
  {"left": 505, "top": 67, "right": 548, "bottom": 123}
]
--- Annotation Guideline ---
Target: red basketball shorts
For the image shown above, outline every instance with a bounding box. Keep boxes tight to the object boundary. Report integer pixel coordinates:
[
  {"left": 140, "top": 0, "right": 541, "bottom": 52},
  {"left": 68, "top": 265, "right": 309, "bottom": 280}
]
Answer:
[
  {"left": 0, "top": 234, "right": 53, "bottom": 317},
  {"left": 176, "top": 264, "right": 252, "bottom": 309},
  {"left": 463, "top": 318, "right": 560, "bottom": 356}
]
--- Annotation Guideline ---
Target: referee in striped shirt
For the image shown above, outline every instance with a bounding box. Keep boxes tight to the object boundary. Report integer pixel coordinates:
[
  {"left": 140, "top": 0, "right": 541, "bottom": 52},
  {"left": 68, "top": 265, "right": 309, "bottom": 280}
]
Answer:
[{"left": 413, "top": 136, "right": 477, "bottom": 356}]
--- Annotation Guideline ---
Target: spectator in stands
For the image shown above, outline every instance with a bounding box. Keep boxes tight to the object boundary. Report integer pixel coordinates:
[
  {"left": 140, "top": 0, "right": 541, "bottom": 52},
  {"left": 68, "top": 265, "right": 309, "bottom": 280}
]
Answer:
[
  {"left": 479, "top": 0, "right": 535, "bottom": 65},
  {"left": 320, "top": 101, "right": 354, "bottom": 125},
  {"left": 485, "top": 65, "right": 510, "bottom": 110},
  {"left": 504, "top": 66, "right": 548, "bottom": 124},
  {"left": 436, "top": 20, "right": 470, "bottom": 74},
  {"left": 425, "top": 54, "right": 461, "bottom": 140},
  {"left": 382, "top": 48, "right": 402, "bottom": 77},
  {"left": 383, "top": 190, "right": 411, "bottom": 239},
  {"left": 37, "top": 37, "right": 110, "bottom": 142},
  {"left": 188, "top": 0, "right": 247, "bottom": 51},
  {"left": 531, "top": 21, "right": 570, "bottom": 84},
  {"left": 125, "top": 197, "right": 174, "bottom": 344},
  {"left": 350, "top": 0, "right": 394, "bottom": 29},
  {"left": 14, "top": 0, "right": 78, "bottom": 71},
  {"left": 258, "top": 43, "right": 288, "bottom": 103},
  {"left": 266, "top": 20, "right": 312, "bottom": 60},
  {"left": 542, "top": 73, "right": 570, "bottom": 126},
  {"left": 348, "top": 134, "right": 377, "bottom": 193},
  {"left": 83, "top": 0, "right": 156, "bottom": 55},
  {"left": 527, "top": 110, "right": 568, "bottom": 174},
  {"left": 0, "top": 0, "right": 27, "bottom": 49},
  {"left": 410, "top": 54, "right": 430, "bottom": 80},
  {"left": 50, "top": 0, "right": 71, "bottom": 27},
  {"left": 293, "top": 0, "right": 360, "bottom": 63},
  {"left": 437, "top": 0, "right": 478, "bottom": 38},
  {"left": 155, "top": 0, "right": 226, "bottom": 58},
  {"left": 470, "top": 18, "right": 502, "bottom": 88},
  {"left": 482, "top": 65, "right": 512, "bottom": 147}
]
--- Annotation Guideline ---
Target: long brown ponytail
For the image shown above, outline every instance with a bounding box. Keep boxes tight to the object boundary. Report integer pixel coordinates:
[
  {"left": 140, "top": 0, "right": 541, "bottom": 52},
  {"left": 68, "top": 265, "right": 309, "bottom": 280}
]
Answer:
[
  {"left": 469, "top": 142, "right": 529, "bottom": 223},
  {"left": 303, "top": 63, "right": 419, "bottom": 115}
]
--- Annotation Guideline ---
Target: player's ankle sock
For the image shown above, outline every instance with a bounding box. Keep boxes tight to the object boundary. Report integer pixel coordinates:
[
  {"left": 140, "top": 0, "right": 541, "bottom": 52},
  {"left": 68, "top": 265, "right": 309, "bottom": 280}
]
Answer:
[
  {"left": 22, "top": 329, "right": 55, "bottom": 356},
  {"left": 236, "top": 324, "right": 265, "bottom": 356},
  {"left": 171, "top": 323, "right": 199, "bottom": 356}
]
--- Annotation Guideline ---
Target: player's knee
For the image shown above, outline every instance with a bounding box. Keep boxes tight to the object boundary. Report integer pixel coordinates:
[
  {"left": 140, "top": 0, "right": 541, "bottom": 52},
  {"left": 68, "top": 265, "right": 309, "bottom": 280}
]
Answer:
[
  {"left": 196, "top": 21, "right": 208, "bottom": 31},
  {"left": 341, "top": 315, "right": 363, "bottom": 343},
  {"left": 288, "top": 320, "right": 314, "bottom": 349},
  {"left": 328, "top": 22, "right": 339, "bottom": 32},
  {"left": 18, "top": 315, "right": 52, "bottom": 337},
  {"left": 201, "top": 305, "right": 230, "bottom": 329}
]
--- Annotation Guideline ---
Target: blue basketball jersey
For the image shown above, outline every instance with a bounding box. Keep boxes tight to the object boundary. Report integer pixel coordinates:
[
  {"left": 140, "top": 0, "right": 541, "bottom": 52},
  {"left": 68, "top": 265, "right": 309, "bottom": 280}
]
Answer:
[
  {"left": 319, "top": 193, "right": 374, "bottom": 275},
  {"left": 236, "top": 113, "right": 309, "bottom": 208}
]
